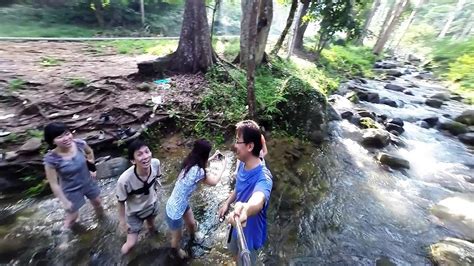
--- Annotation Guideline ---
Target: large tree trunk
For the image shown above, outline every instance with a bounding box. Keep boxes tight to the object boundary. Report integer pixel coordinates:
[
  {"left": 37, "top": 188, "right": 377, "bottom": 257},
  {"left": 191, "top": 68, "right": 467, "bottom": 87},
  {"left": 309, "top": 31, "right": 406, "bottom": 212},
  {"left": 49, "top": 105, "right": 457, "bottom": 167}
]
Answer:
[
  {"left": 294, "top": 0, "right": 311, "bottom": 50},
  {"left": 438, "top": 0, "right": 466, "bottom": 39},
  {"left": 255, "top": 0, "right": 273, "bottom": 64},
  {"left": 271, "top": 0, "right": 298, "bottom": 55},
  {"left": 247, "top": 0, "right": 259, "bottom": 119},
  {"left": 373, "top": 0, "right": 409, "bottom": 55},
  {"left": 239, "top": 0, "right": 273, "bottom": 68},
  {"left": 92, "top": 0, "right": 106, "bottom": 28},
  {"left": 394, "top": 0, "right": 424, "bottom": 50},
  {"left": 139, "top": 0, "right": 145, "bottom": 26},
  {"left": 355, "top": 0, "right": 381, "bottom": 45}
]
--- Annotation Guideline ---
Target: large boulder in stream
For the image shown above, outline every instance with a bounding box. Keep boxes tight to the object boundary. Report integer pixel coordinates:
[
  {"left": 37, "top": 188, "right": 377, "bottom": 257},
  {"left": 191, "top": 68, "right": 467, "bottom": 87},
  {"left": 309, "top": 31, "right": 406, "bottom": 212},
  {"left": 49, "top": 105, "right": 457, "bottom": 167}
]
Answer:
[
  {"left": 274, "top": 77, "right": 328, "bottom": 142},
  {"left": 455, "top": 110, "right": 474, "bottom": 126},
  {"left": 422, "top": 117, "right": 439, "bottom": 127},
  {"left": 361, "top": 129, "right": 390, "bottom": 148},
  {"left": 439, "top": 120, "right": 468, "bottom": 136},
  {"left": 377, "top": 153, "right": 410, "bottom": 169},
  {"left": 458, "top": 133, "right": 474, "bottom": 145},
  {"left": 430, "top": 92, "right": 451, "bottom": 101},
  {"left": 426, "top": 98, "right": 444, "bottom": 108},
  {"left": 380, "top": 97, "right": 398, "bottom": 107},
  {"left": 385, "top": 84, "right": 406, "bottom": 92},
  {"left": 429, "top": 238, "right": 474, "bottom": 266}
]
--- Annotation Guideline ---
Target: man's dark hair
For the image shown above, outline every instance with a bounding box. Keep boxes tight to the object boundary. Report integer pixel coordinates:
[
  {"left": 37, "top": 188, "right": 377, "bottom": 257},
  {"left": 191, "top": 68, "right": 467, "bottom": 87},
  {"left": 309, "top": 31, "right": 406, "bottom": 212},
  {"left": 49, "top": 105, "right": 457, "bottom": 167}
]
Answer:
[
  {"left": 236, "top": 120, "right": 262, "bottom": 157},
  {"left": 128, "top": 139, "right": 148, "bottom": 160}
]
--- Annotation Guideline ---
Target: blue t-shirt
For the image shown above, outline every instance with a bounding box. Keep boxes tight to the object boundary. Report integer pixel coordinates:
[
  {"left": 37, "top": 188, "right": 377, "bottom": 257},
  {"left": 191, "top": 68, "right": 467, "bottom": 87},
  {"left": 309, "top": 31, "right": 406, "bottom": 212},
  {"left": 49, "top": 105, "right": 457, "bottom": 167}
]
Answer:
[
  {"left": 232, "top": 161, "right": 273, "bottom": 251},
  {"left": 166, "top": 165, "right": 205, "bottom": 220}
]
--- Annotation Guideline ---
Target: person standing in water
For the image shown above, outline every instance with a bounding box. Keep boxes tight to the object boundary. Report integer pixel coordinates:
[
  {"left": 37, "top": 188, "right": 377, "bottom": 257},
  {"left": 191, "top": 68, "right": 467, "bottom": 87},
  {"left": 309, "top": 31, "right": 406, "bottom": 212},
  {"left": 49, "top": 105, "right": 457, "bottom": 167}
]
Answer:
[
  {"left": 116, "top": 139, "right": 162, "bottom": 254},
  {"left": 43, "top": 122, "right": 104, "bottom": 229},
  {"left": 218, "top": 120, "right": 273, "bottom": 265},
  {"left": 166, "top": 139, "right": 226, "bottom": 258}
]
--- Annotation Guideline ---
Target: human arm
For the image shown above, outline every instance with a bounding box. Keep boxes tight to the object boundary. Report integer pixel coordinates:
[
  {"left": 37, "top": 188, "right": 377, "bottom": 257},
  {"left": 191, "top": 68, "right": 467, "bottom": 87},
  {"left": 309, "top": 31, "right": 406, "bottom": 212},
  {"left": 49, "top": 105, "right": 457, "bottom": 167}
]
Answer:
[
  {"left": 44, "top": 165, "right": 72, "bottom": 210},
  {"left": 118, "top": 201, "right": 127, "bottom": 232},
  {"left": 227, "top": 191, "right": 266, "bottom": 226},
  {"left": 218, "top": 190, "right": 236, "bottom": 218},
  {"left": 260, "top": 134, "right": 268, "bottom": 158}
]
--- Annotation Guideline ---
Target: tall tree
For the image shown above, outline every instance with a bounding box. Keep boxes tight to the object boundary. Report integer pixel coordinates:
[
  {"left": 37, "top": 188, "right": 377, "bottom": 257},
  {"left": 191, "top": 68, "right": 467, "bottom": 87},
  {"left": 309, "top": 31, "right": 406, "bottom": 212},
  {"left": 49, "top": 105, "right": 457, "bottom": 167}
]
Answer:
[
  {"left": 239, "top": 0, "right": 273, "bottom": 68},
  {"left": 394, "top": 0, "right": 425, "bottom": 49},
  {"left": 355, "top": 0, "right": 381, "bottom": 45},
  {"left": 139, "top": 0, "right": 145, "bottom": 26},
  {"left": 91, "top": 0, "right": 106, "bottom": 28},
  {"left": 438, "top": 0, "right": 466, "bottom": 39},
  {"left": 373, "top": 0, "right": 409, "bottom": 55},
  {"left": 271, "top": 0, "right": 298, "bottom": 55},
  {"left": 294, "top": 0, "right": 311, "bottom": 50},
  {"left": 247, "top": 0, "right": 259, "bottom": 119}
]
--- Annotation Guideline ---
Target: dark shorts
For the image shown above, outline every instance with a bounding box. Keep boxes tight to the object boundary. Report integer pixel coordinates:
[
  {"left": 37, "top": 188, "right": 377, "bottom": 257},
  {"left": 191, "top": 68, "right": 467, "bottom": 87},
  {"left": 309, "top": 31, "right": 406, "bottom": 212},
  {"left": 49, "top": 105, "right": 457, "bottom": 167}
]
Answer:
[
  {"left": 127, "top": 201, "right": 159, "bottom": 234},
  {"left": 228, "top": 230, "right": 259, "bottom": 266},
  {"left": 165, "top": 206, "right": 190, "bottom": 231},
  {"left": 64, "top": 181, "right": 101, "bottom": 213}
]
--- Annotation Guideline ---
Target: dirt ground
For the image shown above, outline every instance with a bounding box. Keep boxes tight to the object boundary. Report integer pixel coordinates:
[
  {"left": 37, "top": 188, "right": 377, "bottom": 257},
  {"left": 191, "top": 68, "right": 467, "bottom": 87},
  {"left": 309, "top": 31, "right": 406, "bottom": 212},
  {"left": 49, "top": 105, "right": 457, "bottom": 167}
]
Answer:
[{"left": 0, "top": 41, "right": 207, "bottom": 166}]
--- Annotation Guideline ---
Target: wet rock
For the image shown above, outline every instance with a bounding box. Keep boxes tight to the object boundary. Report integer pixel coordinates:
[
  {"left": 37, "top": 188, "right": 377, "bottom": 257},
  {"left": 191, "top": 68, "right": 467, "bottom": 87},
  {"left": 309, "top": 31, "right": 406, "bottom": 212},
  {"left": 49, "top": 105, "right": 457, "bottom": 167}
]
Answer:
[
  {"left": 408, "top": 54, "right": 421, "bottom": 62},
  {"left": 389, "top": 130, "right": 400, "bottom": 136},
  {"left": 385, "top": 123, "right": 404, "bottom": 135},
  {"left": 451, "top": 95, "right": 464, "bottom": 102},
  {"left": 387, "top": 118, "right": 404, "bottom": 127},
  {"left": 429, "top": 238, "right": 474, "bottom": 266},
  {"left": 423, "top": 117, "right": 439, "bottom": 127},
  {"left": 18, "top": 138, "right": 42, "bottom": 154},
  {"left": 432, "top": 196, "right": 474, "bottom": 239},
  {"left": 310, "top": 130, "right": 325, "bottom": 144},
  {"left": 350, "top": 114, "right": 362, "bottom": 125},
  {"left": 385, "top": 69, "right": 403, "bottom": 77},
  {"left": 443, "top": 114, "right": 452, "bottom": 118},
  {"left": 415, "top": 72, "right": 434, "bottom": 80},
  {"left": 454, "top": 110, "right": 474, "bottom": 126},
  {"left": 425, "top": 98, "right": 443, "bottom": 108},
  {"left": 357, "top": 110, "right": 375, "bottom": 120},
  {"left": 357, "top": 91, "right": 380, "bottom": 103},
  {"left": 439, "top": 120, "right": 468, "bottom": 136},
  {"left": 96, "top": 157, "right": 130, "bottom": 179},
  {"left": 403, "top": 90, "right": 414, "bottom": 96},
  {"left": 458, "top": 133, "right": 474, "bottom": 145},
  {"left": 346, "top": 91, "right": 359, "bottom": 103},
  {"left": 378, "top": 114, "right": 388, "bottom": 121},
  {"left": 380, "top": 97, "right": 398, "bottom": 107},
  {"left": 137, "top": 82, "right": 152, "bottom": 92},
  {"left": 430, "top": 92, "right": 451, "bottom": 101},
  {"left": 374, "top": 61, "right": 398, "bottom": 69},
  {"left": 0, "top": 237, "right": 30, "bottom": 262},
  {"left": 377, "top": 153, "right": 410, "bottom": 169},
  {"left": 340, "top": 111, "right": 354, "bottom": 120},
  {"left": 359, "top": 117, "right": 377, "bottom": 129},
  {"left": 327, "top": 105, "right": 341, "bottom": 121},
  {"left": 361, "top": 129, "right": 390, "bottom": 148},
  {"left": 390, "top": 134, "right": 407, "bottom": 147},
  {"left": 384, "top": 84, "right": 406, "bottom": 92},
  {"left": 417, "top": 121, "right": 430, "bottom": 129},
  {"left": 468, "top": 126, "right": 474, "bottom": 132},
  {"left": 5, "top": 151, "right": 18, "bottom": 161}
]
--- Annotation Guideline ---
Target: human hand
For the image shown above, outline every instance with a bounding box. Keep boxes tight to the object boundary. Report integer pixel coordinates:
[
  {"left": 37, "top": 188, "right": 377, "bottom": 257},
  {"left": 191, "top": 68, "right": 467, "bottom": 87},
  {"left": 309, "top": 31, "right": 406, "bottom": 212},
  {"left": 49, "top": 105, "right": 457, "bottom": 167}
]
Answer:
[{"left": 227, "top": 202, "right": 248, "bottom": 227}]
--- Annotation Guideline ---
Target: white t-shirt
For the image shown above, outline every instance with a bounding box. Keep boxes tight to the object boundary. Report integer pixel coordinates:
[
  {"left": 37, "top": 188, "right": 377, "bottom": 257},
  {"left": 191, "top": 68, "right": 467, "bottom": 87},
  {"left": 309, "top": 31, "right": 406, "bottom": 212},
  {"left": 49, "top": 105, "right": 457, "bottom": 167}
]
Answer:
[{"left": 116, "top": 158, "right": 161, "bottom": 214}]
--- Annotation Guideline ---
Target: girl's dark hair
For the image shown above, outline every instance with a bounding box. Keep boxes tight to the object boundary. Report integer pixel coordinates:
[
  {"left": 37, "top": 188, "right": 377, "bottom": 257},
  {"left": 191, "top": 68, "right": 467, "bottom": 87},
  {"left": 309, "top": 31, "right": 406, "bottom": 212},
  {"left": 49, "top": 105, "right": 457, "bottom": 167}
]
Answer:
[
  {"left": 127, "top": 139, "right": 148, "bottom": 160},
  {"left": 181, "top": 139, "right": 212, "bottom": 177},
  {"left": 44, "top": 122, "right": 69, "bottom": 148}
]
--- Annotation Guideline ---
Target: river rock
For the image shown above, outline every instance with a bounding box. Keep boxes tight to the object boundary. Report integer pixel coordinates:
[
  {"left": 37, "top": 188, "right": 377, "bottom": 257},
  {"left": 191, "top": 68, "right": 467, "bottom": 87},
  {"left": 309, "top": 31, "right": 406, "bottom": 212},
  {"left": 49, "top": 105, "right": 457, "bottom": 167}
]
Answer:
[
  {"left": 439, "top": 120, "right": 468, "bottom": 135},
  {"left": 458, "top": 133, "right": 474, "bottom": 145},
  {"left": 357, "top": 110, "right": 375, "bottom": 120},
  {"left": 137, "top": 83, "right": 152, "bottom": 92},
  {"left": 430, "top": 92, "right": 451, "bottom": 101},
  {"left": 276, "top": 77, "right": 328, "bottom": 137},
  {"left": 417, "top": 121, "right": 430, "bottom": 129},
  {"left": 423, "top": 117, "right": 439, "bottom": 127},
  {"left": 385, "top": 123, "right": 404, "bottom": 135},
  {"left": 359, "top": 117, "right": 377, "bottom": 129},
  {"left": 350, "top": 114, "right": 362, "bottom": 125},
  {"left": 96, "top": 157, "right": 130, "bottom": 179},
  {"left": 429, "top": 238, "right": 474, "bottom": 266},
  {"left": 5, "top": 151, "right": 18, "bottom": 162},
  {"left": 18, "top": 138, "right": 42, "bottom": 154},
  {"left": 455, "top": 110, "right": 474, "bottom": 126},
  {"left": 387, "top": 118, "right": 404, "bottom": 127},
  {"left": 425, "top": 98, "right": 443, "bottom": 108},
  {"left": 451, "top": 95, "right": 464, "bottom": 101},
  {"left": 357, "top": 91, "right": 380, "bottom": 103},
  {"left": 340, "top": 111, "right": 354, "bottom": 120},
  {"left": 377, "top": 153, "right": 410, "bottom": 169},
  {"left": 432, "top": 195, "right": 474, "bottom": 239},
  {"left": 390, "top": 134, "right": 407, "bottom": 147},
  {"left": 327, "top": 106, "right": 341, "bottom": 121},
  {"left": 385, "top": 84, "right": 406, "bottom": 92},
  {"left": 415, "top": 72, "right": 434, "bottom": 80},
  {"left": 380, "top": 98, "right": 398, "bottom": 107},
  {"left": 408, "top": 54, "right": 421, "bottom": 62},
  {"left": 310, "top": 130, "right": 325, "bottom": 144},
  {"left": 374, "top": 61, "right": 398, "bottom": 69},
  {"left": 361, "top": 129, "right": 390, "bottom": 148},
  {"left": 403, "top": 90, "right": 414, "bottom": 96}
]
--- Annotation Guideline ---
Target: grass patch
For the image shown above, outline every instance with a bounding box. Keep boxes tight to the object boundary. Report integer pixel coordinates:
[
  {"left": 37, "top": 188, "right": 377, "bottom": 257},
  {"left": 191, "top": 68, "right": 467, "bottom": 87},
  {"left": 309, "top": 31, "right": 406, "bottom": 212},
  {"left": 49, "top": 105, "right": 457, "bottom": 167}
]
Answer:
[
  {"left": 68, "top": 78, "right": 88, "bottom": 88},
  {"left": 7, "top": 79, "right": 26, "bottom": 91},
  {"left": 92, "top": 39, "right": 178, "bottom": 55},
  {"left": 214, "top": 37, "right": 240, "bottom": 61},
  {"left": 320, "top": 45, "right": 377, "bottom": 78},
  {"left": 40, "top": 57, "right": 64, "bottom": 67}
]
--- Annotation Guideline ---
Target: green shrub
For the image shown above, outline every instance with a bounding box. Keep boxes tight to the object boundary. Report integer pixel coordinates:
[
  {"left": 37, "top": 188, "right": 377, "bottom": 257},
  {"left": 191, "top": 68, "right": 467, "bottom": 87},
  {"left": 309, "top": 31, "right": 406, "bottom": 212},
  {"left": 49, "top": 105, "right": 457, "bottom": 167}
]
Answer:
[{"left": 320, "top": 45, "right": 376, "bottom": 78}]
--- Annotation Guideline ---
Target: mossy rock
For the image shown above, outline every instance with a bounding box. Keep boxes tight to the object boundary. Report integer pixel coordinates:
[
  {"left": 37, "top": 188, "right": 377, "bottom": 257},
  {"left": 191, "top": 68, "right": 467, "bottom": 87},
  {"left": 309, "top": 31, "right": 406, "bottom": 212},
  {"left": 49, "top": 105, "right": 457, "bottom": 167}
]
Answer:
[{"left": 274, "top": 77, "right": 328, "bottom": 140}]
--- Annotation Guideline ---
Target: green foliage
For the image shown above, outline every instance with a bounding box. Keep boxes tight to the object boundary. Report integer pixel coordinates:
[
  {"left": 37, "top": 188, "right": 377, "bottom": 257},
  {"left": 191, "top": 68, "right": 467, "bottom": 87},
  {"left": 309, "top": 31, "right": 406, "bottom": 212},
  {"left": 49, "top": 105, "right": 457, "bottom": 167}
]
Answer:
[
  {"left": 214, "top": 38, "right": 240, "bottom": 61},
  {"left": 430, "top": 37, "right": 474, "bottom": 103},
  {"left": 320, "top": 45, "right": 376, "bottom": 78},
  {"left": 7, "top": 79, "right": 26, "bottom": 91},
  {"left": 27, "top": 129, "right": 44, "bottom": 139},
  {"left": 24, "top": 182, "right": 47, "bottom": 198}
]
